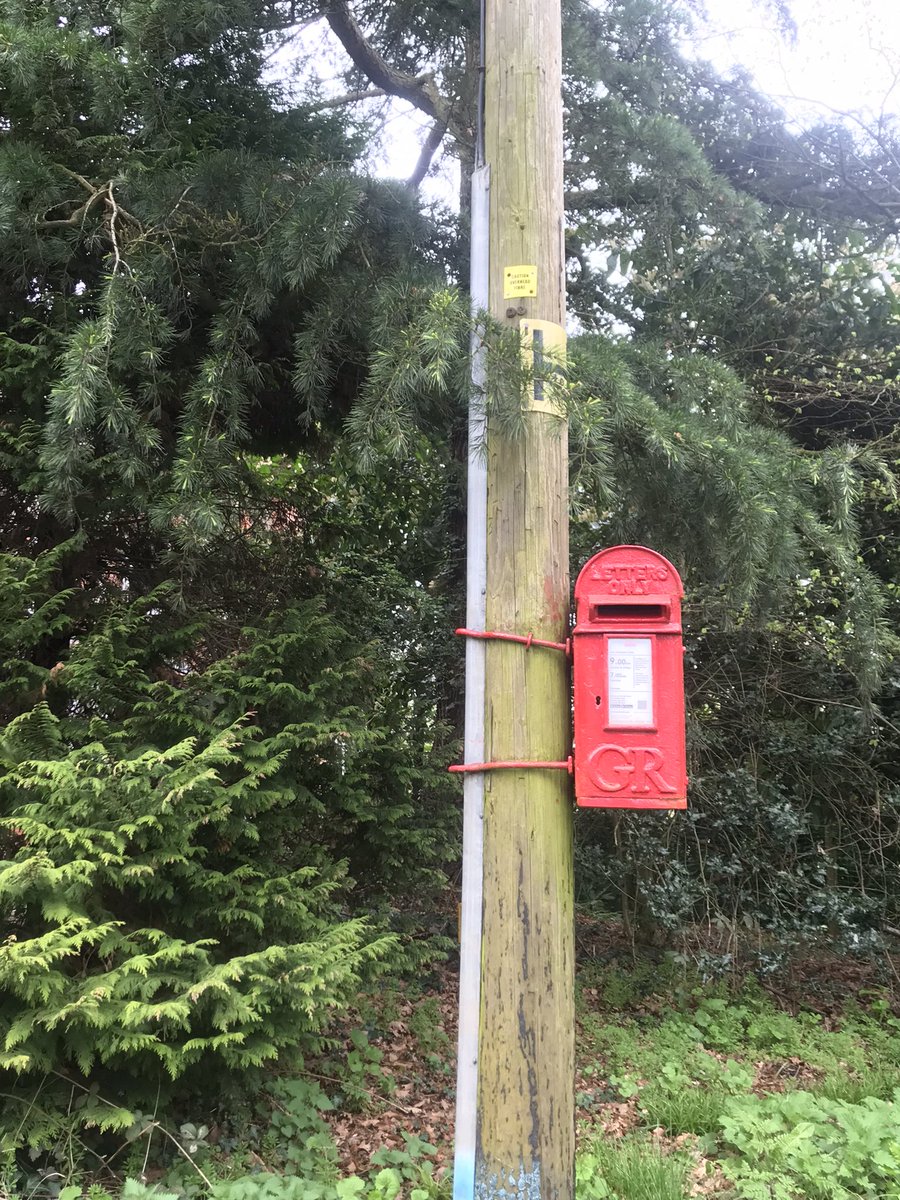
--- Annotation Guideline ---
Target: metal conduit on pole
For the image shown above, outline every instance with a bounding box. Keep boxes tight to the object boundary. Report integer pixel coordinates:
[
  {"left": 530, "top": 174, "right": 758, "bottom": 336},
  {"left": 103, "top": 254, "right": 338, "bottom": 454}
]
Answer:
[
  {"left": 452, "top": 159, "right": 490, "bottom": 1200},
  {"left": 452, "top": 0, "right": 489, "bottom": 1193}
]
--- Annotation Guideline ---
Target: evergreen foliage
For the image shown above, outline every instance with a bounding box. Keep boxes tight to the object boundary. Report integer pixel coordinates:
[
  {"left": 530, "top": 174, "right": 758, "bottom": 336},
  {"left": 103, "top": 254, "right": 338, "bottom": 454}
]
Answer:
[
  {"left": 0, "top": 0, "right": 458, "bottom": 557},
  {"left": 8, "top": 0, "right": 900, "bottom": 1167},
  {"left": 0, "top": 543, "right": 449, "bottom": 1096},
  {"left": 568, "top": 340, "right": 895, "bottom": 682}
]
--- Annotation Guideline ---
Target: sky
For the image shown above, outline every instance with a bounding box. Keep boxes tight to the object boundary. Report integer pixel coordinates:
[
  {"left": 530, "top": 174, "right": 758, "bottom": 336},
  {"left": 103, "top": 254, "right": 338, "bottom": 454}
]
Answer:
[
  {"left": 699, "top": 0, "right": 900, "bottom": 128},
  {"left": 410, "top": 0, "right": 900, "bottom": 202}
]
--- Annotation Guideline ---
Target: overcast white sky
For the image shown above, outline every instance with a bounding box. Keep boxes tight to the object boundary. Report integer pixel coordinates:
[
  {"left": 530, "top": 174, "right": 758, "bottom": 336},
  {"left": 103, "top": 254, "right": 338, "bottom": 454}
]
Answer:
[
  {"left": 700, "top": 0, "right": 900, "bottom": 127},
  {"left": 405, "top": 0, "right": 900, "bottom": 194}
]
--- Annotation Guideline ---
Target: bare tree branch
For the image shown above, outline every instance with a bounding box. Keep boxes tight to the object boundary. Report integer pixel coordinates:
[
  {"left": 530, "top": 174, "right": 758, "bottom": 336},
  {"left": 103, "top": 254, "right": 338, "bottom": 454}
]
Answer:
[
  {"left": 58, "top": 166, "right": 98, "bottom": 196},
  {"left": 312, "top": 86, "right": 389, "bottom": 108},
  {"left": 325, "top": 1, "right": 454, "bottom": 132},
  {"left": 38, "top": 201, "right": 95, "bottom": 229},
  {"left": 262, "top": 14, "right": 326, "bottom": 63},
  {"left": 407, "top": 120, "right": 447, "bottom": 191},
  {"left": 38, "top": 171, "right": 143, "bottom": 255}
]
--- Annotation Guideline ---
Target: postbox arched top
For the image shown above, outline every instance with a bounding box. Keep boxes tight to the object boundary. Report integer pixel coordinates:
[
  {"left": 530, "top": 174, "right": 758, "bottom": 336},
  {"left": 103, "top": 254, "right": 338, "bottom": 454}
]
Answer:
[
  {"left": 576, "top": 545, "right": 682, "bottom": 599},
  {"left": 575, "top": 545, "right": 683, "bottom": 627}
]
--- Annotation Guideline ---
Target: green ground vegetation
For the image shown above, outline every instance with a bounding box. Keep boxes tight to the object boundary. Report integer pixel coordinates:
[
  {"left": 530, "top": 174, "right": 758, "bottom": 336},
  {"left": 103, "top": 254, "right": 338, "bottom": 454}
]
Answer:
[
  {"left": 575, "top": 957, "right": 900, "bottom": 1199},
  {"left": 8, "top": 957, "right": 900, "bottom": 1199}
]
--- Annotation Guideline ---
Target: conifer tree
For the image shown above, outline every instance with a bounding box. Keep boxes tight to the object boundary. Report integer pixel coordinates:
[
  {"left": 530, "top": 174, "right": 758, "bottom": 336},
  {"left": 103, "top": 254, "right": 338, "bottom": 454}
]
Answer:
[
  {"left": 0, "top": 0, "right": 461, "bottom": 1141},
  {"left": 6, "top": 0, "right": 900, "bottom": 1143},
  {"left": 0, "top": 540, "right": 453, "bottom": 1116}
]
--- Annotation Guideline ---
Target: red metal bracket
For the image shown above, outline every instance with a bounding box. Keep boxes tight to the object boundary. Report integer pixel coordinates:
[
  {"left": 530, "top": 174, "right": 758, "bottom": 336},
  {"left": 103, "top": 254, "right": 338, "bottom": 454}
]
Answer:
[
  {"left": 450, "top": 628, "right": 572, "bottom": 777},
  {"left": 450, "top": 757, "right": 574, "bottom": 775},
  {"left": 455, "top": 627, "right": 571, "bottom": 657}
]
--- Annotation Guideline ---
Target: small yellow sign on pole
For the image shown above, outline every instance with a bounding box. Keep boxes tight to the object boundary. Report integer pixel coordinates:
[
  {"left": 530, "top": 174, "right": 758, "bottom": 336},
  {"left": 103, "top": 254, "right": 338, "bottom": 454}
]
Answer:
[
  {"left": 520, "top": 318, "right": 567, "bottom": 415},
  {"left": 503, "top": 264, "right": 538, "bottom": 298}
]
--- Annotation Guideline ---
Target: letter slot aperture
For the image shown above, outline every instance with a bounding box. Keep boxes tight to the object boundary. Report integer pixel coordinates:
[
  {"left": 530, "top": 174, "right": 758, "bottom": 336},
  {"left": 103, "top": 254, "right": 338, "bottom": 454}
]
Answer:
[{"left": 573, "top": 546, "right": 687, "bottom": 810}]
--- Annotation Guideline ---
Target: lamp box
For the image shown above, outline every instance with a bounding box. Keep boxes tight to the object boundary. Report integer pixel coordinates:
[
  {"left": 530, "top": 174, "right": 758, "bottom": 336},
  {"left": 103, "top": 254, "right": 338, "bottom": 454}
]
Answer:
[{"left": 573, "top": 545, "right": 687, "bottom": 810}]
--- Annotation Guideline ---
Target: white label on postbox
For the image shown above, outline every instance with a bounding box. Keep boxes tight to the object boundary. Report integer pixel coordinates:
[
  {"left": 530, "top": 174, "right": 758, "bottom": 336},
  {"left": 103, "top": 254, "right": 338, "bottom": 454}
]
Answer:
[{"left": 607, "top": 638, "right": 653, "bottom": 727}]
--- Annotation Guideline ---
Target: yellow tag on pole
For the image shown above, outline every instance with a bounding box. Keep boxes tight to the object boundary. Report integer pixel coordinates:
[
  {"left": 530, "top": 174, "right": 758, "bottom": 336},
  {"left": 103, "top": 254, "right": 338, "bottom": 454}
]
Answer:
[
  {"left": 503, "top": 264, "right": 538, "bottom": 298},
  {"left": 521, "top": 319, "right": 567, "bottom": 415}
]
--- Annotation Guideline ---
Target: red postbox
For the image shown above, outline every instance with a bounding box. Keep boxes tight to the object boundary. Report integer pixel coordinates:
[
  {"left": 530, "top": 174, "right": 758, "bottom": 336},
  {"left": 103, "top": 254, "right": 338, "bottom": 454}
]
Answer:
[{"left": 573, "top": 545, "right": 687, "bottom": 809}]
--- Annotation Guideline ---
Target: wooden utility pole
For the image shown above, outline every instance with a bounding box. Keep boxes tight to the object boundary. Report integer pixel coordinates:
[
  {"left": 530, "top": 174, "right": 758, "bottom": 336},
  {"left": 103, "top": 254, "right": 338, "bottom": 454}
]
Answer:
[{"left": 476, "top": 0, "right": 574, "bottom": 1198}]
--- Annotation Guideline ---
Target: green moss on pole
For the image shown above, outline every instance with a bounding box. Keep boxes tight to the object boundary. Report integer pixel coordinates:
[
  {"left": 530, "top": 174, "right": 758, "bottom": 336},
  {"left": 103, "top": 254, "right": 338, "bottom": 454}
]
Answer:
[{"left": 476, "top": 0, "right": 575, "bottom": 1198}]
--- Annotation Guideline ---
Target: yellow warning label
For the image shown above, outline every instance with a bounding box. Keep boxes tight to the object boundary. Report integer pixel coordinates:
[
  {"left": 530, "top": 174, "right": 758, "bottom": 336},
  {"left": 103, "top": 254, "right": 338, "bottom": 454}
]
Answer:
[
  {"left": 521, "top": 319, "right": 567, "bottom": 416},
  {"left": 503, "top": 264, "right": 538, "bottom": 299}
]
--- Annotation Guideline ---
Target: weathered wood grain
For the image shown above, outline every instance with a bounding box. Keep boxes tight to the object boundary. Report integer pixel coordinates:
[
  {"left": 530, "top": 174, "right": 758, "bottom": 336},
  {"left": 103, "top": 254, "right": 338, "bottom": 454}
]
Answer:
[{"left": 476, "top": 1, "right": 574, "bottom": 1199}]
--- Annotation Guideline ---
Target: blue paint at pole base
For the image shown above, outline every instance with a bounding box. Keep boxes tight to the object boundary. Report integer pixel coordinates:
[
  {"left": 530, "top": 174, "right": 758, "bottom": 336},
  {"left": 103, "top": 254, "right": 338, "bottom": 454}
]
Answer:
[{"left": 453, "top": 1152, "right": 476, "bottom": 1200}]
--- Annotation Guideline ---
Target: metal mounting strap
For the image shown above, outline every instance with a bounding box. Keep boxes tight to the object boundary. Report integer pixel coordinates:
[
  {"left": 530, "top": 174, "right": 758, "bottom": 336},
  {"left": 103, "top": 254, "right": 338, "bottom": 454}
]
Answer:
[
  {"left": 449, "top": 757, "right": 574, "bottom": 776},
  {"left": 455, "top": 627, "right": 571, "bottom": 657}
]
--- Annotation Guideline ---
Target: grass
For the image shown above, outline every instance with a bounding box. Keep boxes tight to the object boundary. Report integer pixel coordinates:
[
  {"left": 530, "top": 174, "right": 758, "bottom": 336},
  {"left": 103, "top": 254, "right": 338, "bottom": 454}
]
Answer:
[
  {"left": 638, "top": 1056, "right": 751, "bottom": 1135},
  {"left": 813, "top": 1062, "right": 900, "bottom": 1103},
  {"left": 576, "top": 1135, "right": 688, "bottom": 1200}
]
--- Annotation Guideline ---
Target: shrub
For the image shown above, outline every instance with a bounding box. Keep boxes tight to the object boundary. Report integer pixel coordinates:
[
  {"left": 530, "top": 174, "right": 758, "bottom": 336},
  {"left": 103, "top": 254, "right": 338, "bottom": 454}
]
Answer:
[{"left": 0, "top": 545, "right": 450, "bottom": 1136}]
